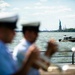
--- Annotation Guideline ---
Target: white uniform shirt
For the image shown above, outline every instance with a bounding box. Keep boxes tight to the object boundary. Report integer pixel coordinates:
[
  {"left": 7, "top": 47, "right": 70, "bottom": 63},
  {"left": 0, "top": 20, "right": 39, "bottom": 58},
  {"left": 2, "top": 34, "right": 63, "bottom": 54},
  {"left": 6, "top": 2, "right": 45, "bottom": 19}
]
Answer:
[{"left": 13, "top": 39, "right": 40, "bottom": 75}]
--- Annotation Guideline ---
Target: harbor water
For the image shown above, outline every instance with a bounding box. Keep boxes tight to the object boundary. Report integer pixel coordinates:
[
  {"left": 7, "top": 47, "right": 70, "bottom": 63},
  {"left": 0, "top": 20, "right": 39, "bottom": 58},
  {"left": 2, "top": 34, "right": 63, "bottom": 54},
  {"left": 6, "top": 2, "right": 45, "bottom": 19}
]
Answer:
[{"left": 8, "top": 32, "right": 75, "bottom": 66}]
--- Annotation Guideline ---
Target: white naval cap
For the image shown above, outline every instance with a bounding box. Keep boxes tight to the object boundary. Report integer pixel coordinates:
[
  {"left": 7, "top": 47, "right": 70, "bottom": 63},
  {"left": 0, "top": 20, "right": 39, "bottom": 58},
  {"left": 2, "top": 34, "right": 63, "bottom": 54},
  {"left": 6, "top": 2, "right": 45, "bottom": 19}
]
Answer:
[
  {"left": 0, "top": 12, "right": 18, "bottom": 29},
  {"left": 22, "top": 22, "right": 40, "bottom": 27},
  {"left": 0, "top": 12, "right": 18, "bottom": 22},
  {"left": 22, "top": 22, "right": 40, "bottom": 32}
]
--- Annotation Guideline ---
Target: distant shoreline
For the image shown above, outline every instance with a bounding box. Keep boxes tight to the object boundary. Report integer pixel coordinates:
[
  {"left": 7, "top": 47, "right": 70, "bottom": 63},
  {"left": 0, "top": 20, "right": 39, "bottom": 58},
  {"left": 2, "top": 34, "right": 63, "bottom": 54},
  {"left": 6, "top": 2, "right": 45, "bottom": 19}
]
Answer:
[
  {"left": 15, "top": 30, "right": 75, "bottom": 32},
  {"left": 15, "top": 28, "right": 75, "bottom": 32}
]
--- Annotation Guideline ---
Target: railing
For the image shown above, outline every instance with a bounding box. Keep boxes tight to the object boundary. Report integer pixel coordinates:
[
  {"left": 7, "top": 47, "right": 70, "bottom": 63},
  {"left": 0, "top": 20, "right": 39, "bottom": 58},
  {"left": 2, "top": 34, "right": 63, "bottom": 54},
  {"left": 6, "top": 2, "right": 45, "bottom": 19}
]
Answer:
[
  {"left": 40, "top": 50, "right": 75, "bottom": 65},
  {"left": 40, "top": 50, "right": 75, "bottom": 75}
]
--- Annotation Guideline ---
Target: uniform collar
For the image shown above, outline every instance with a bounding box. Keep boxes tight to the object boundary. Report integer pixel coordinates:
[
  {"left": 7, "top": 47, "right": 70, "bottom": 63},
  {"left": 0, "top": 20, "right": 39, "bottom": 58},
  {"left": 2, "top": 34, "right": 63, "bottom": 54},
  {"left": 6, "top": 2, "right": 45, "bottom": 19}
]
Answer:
[
  {"left": 0, "top": 40, "right": 11, "bottom": 53},
  {"left": 20, "top": 38, "right": 31, "bottom": 45}
]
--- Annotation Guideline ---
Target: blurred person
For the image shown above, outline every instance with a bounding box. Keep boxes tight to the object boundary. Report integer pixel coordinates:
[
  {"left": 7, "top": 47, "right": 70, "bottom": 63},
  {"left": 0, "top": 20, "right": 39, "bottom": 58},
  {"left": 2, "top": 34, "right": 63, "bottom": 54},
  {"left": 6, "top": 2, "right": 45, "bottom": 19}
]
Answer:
[
  {"left": 13, "top": 22, "right": 58, "bottom": 75},
  {"left": 0, "top": 12, "right": 39, "bottom": 75}
]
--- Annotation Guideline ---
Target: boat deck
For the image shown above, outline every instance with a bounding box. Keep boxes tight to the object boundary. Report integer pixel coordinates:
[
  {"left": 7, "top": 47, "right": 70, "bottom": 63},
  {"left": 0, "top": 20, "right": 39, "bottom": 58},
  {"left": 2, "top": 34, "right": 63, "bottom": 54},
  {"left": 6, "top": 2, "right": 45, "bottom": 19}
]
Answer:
[
  {"left": 40, "top": 51, "right": 75, "bottom": 75},
  {"left": 40, "top": 64, "right": 75, "bottom": 75}
]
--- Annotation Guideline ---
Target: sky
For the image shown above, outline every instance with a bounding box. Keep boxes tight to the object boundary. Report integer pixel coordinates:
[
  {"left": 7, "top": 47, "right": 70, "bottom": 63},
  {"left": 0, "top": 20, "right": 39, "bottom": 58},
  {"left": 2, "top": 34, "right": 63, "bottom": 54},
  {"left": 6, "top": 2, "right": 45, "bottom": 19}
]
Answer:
[{"left": 0, "top": 0, "right": 75, "bottom": 30}]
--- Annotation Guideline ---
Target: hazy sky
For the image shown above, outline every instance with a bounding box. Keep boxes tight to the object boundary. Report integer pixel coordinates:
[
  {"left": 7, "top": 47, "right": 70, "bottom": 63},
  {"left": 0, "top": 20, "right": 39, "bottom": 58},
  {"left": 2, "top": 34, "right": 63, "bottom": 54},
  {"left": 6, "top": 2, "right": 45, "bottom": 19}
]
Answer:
[{"left": 0, "top": 0, "right": 75, "bottom": 30}]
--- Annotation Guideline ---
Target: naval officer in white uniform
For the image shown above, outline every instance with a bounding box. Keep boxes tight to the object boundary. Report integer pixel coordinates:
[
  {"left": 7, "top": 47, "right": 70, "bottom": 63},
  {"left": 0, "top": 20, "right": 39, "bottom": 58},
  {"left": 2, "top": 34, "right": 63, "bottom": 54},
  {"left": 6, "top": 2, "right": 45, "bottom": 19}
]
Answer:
[{"left": 0, "top": 12, "right": 39, "bottom": 75}]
